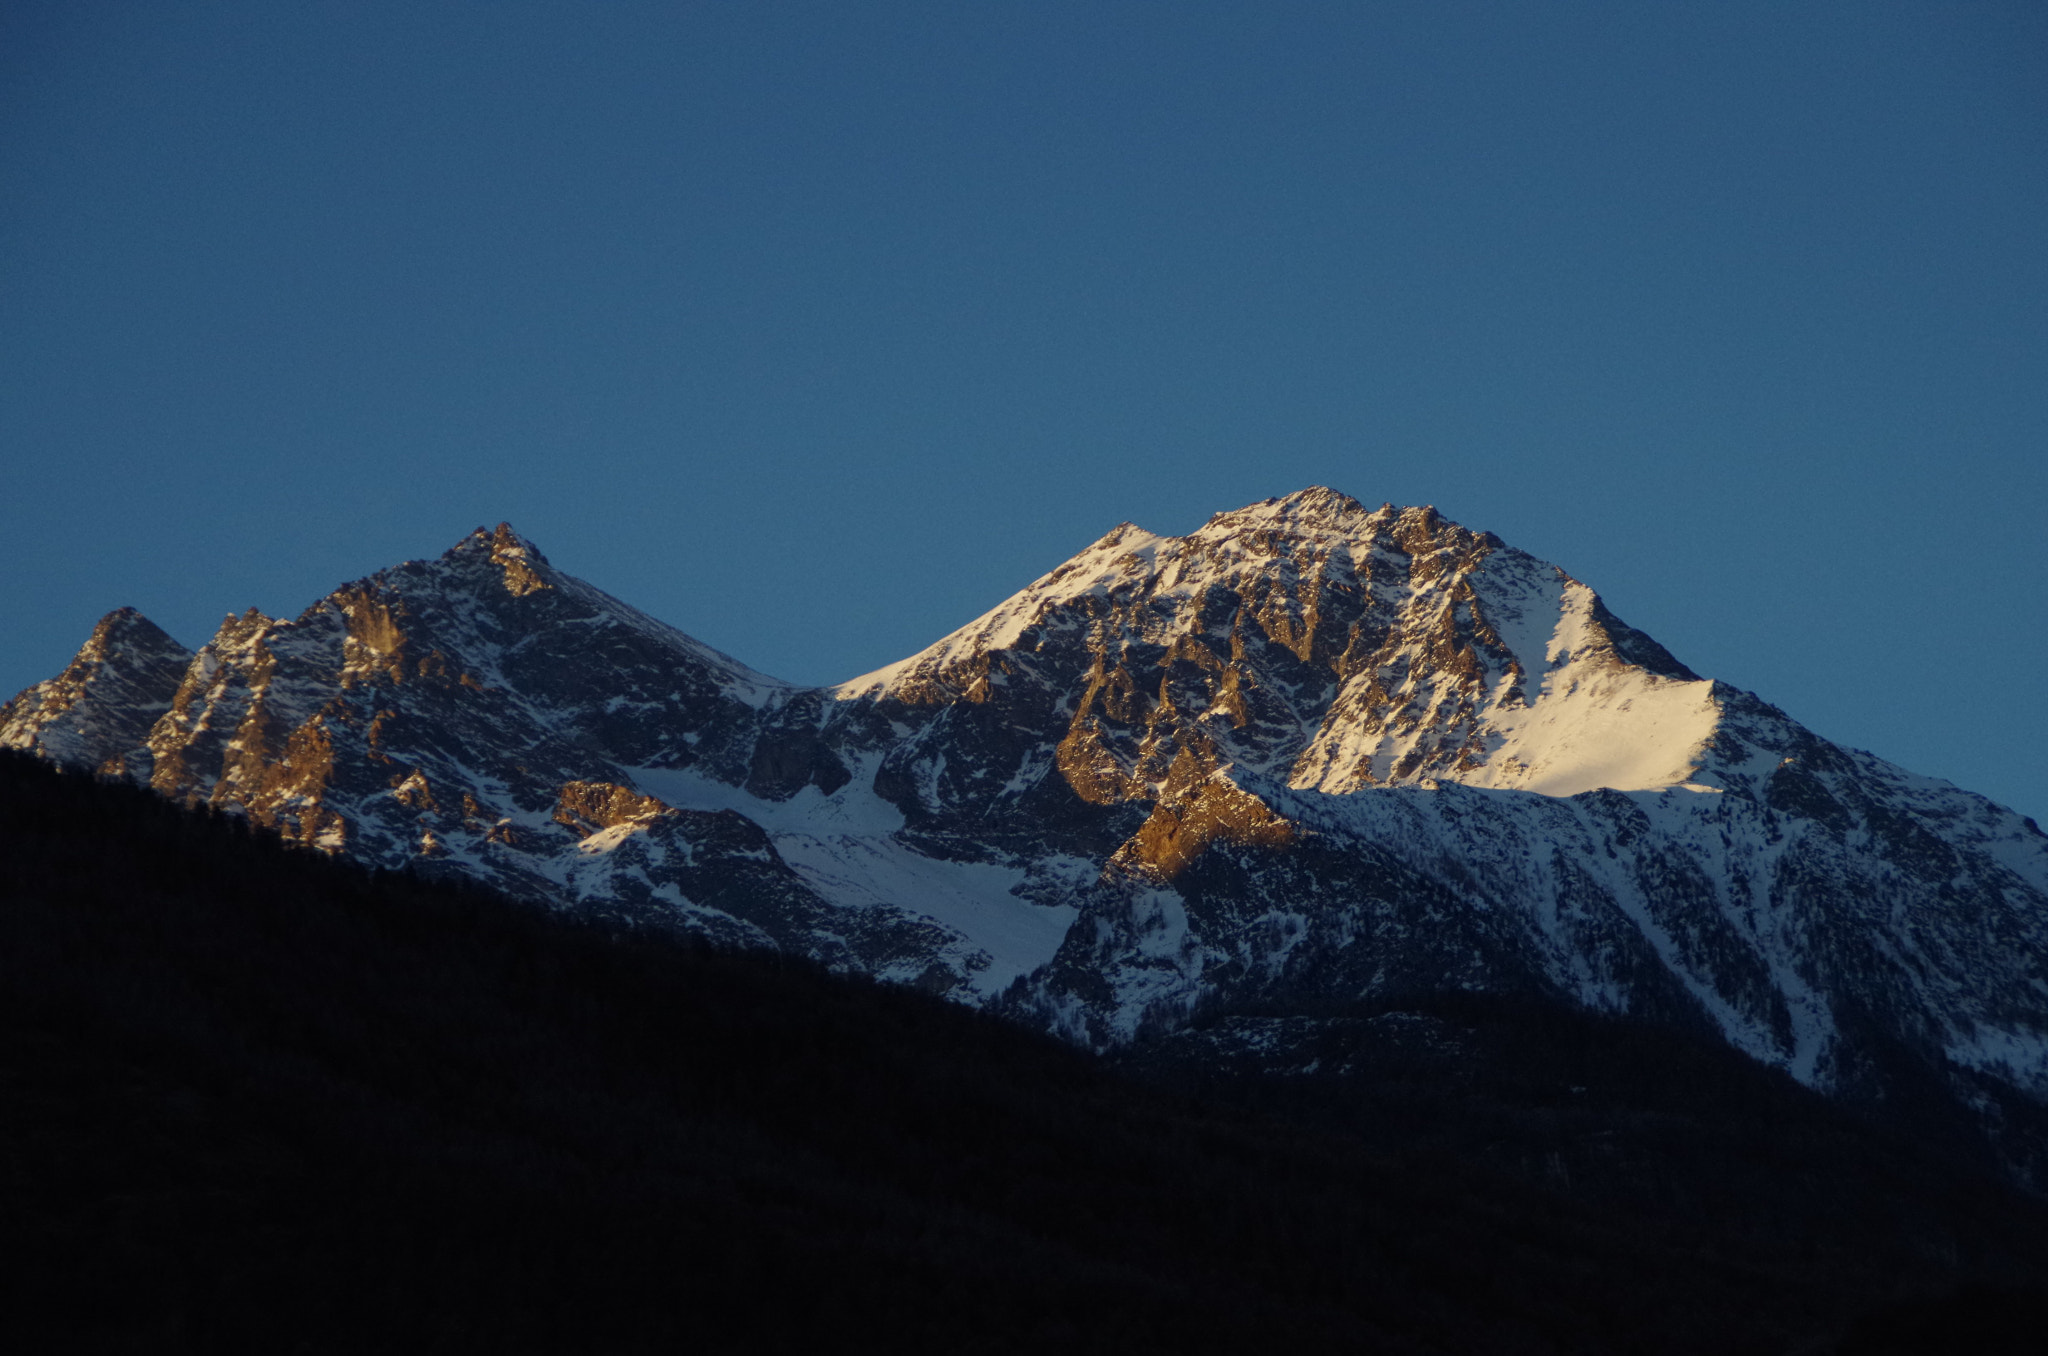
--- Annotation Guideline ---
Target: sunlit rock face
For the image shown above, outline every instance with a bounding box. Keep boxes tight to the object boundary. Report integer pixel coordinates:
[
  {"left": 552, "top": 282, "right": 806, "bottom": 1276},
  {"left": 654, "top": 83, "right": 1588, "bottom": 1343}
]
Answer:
[
  {"left": 11, "top": 491, "right": 2048, "bottom": 1181},
  {"left": 840, "top": 488, "right": 1715, "bottom": 807}
]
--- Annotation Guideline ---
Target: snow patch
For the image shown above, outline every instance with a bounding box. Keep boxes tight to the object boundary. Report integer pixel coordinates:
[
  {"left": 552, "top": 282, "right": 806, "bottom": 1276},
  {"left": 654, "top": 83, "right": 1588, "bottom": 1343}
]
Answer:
[{"left": 628, "top": 759, "right": 1077, "bottom": 996}]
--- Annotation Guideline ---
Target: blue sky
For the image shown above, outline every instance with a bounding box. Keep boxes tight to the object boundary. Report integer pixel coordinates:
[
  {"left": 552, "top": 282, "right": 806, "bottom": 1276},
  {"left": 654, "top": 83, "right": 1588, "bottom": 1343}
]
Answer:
[{"left": 4, "top": 0, "right": 2044, "bottom": 822}]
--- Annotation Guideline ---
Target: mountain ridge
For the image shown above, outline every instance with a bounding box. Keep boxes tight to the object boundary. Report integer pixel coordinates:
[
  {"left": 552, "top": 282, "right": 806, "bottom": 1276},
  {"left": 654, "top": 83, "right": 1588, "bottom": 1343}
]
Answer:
[{"left": 9, "top": 488, "right": 2046, "bottom": 1183}]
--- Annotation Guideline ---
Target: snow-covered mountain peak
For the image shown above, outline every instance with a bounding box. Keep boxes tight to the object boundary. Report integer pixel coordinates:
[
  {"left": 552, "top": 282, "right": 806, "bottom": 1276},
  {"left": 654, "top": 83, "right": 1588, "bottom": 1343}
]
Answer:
[
  {"left": 1188, "top": 490, "right": 1497, "bottom": 560},
  {"left": 8, "top": 494, "right": 2048, "bottom": 1182},
  {"left": 1195, "top": 485, "right": 1384, "bottom": 538},
  {"left": 836, "top": 490, "right": 1723, "bottom": 801}
]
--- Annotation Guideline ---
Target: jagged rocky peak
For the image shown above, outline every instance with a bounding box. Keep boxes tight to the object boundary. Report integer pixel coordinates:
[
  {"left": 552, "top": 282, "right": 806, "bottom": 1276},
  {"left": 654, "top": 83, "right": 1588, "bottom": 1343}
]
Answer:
[
  {"left": 0, "top": 606, "right": 194, "bottom": 777},
  {"left": 49, "top": 522, "right": 809, "bottom": 862},
  {"left": 6, "top": 490, "right": 2048, "bottom": 1184},
  {"left": 844, "top": 487, "right": 1727, "bottom": 816},
  {"left": 1197, "top": 485, "right": 1398, "bottom": 540},
  {"left": 382, "top": 520, "right": 572, "bottom": 605},
  {"left": 484, "top": 521, "right": 554, "bottom": 596},
  {"left": 1189, "top": 488, "right": 1485, "bottom": 558}
]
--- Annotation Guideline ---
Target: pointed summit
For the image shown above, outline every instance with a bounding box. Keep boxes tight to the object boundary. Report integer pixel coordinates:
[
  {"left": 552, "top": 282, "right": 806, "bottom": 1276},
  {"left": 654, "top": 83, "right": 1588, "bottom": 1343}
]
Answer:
[
  {"left": 844, "top": 488, "right": 1714, "bottom": 800},
  {"left": 488, "top": 521, "right": 542, "bottom": 557},
  {"left": 442, "top": 521, "right": 544, "bottom": 557},
  {"left": 1199, "top": 486, "right": 1378, "bottom": 535},
  {"left": 0, "top": 607, "right": 193, "bottom": 775},
  {"left": 486, "top": 523, "right": 553, "bottom": 596},
  {"left": 417, "top": 523, "right": 559, "bottom": 599}
]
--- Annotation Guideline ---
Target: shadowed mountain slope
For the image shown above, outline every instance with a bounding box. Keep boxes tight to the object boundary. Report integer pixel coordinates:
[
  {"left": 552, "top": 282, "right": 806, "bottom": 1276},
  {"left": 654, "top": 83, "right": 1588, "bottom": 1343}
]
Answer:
[{"left": 6, "top": 748, "right": 2048, "bottom": 1353}]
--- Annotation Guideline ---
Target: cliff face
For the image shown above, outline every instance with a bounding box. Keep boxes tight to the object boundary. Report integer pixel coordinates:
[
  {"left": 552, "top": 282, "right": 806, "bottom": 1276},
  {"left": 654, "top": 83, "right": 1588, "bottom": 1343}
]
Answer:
[{"left": 10, "top": 491, "right": 2048, "bottom": 1180}]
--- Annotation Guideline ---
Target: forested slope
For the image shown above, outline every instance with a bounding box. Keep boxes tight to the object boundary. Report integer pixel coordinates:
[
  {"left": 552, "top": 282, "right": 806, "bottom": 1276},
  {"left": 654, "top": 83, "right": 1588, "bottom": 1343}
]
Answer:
[{"left": 2, "top": 748, "right": 2042, "bottom": 1353}]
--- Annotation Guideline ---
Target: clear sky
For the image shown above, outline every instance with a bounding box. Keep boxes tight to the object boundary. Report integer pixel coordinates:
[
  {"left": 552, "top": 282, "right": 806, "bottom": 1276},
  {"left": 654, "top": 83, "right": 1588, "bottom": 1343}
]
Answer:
[{"left": 4, "top": 1, "right": 2044, "bottom": 823}]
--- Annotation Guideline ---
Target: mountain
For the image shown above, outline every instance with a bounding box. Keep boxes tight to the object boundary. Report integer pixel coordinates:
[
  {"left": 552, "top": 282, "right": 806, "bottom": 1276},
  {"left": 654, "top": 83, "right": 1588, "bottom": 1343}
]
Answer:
[{"left": 9, "top": 489, "right": 2047, "bottom": 1182}]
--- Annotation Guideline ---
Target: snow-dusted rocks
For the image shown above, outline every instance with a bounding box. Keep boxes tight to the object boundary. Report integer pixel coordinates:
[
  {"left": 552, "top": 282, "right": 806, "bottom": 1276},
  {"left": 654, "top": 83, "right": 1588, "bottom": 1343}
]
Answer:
[
  {"left": 841, "top": 490, "right": 1722, "bottom": 812},
  {"left": 1, "top": 607, "right": 193, "bottom": 779},
  {"left": 10, "top": 492, "right": 2048, "bottom": 1181}
]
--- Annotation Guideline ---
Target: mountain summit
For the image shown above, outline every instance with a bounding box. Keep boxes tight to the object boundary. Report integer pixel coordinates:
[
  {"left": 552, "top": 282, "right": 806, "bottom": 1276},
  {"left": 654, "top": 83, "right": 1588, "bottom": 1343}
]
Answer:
[
  {"left": 9, "top": 491, "right": 2047, "bottom": 1181},
  {"left": 842, "top": 486, "right": 1711, "bottom": 806}
]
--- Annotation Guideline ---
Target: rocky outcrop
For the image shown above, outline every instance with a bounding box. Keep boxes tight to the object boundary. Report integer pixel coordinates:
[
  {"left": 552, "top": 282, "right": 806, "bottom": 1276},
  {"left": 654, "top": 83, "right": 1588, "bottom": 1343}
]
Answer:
[{"left": 553, "top": 780, "right": 674, "bottom": 837}]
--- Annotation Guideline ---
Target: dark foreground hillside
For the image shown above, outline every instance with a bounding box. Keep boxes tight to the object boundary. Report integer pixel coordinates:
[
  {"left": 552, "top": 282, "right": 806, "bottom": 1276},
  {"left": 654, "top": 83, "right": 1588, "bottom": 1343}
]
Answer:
[{"left": 2, "top": 749, "right": 2044, "bottom": 1354}]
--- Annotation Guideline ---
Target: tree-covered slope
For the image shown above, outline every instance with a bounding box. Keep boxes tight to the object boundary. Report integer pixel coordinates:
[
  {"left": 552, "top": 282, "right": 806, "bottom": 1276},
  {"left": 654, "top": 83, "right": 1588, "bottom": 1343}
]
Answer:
[{"left": 4, "top": 748, "right": 2047, "bottom": 1352}]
